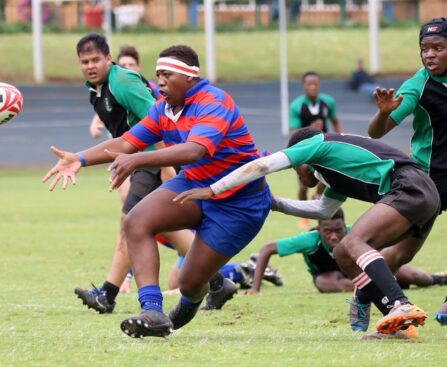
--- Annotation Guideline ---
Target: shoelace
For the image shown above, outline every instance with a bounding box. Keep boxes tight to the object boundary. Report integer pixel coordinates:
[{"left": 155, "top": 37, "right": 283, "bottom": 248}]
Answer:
[
  {"left": 346, "top": 298, "right": 370, "bottom": 319},
  {"left": 89, "top": 282, "right": 105, "bottom": 296}
]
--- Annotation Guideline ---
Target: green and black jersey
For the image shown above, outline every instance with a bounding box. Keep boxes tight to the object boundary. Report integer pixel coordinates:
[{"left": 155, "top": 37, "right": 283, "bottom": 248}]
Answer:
[
  {"left": 283, "top": 133, "right": 418, "bottom": 203},
  {"left": 86, "top": 64, "right": 155, "bottom": 139},
  {"left": 390, "top": 67, "right": 447, "bottom": 184},
  {"left": 277, "top": 227, "right": 350, "bottom": 276},
  {"left": 289, "top": 93, "right": 337, "bottom": 132}
]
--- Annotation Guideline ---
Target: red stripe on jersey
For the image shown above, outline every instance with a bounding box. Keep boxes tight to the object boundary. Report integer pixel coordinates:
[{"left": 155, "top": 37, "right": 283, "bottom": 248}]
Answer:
[
  {"left": 184, "top": 152, "right": 252, "bottom": 180},
  {"left": 140, "top": 115, "right": 162, "bottom": 138},
  {"left": 122, "top": 131, "right": 147, "bottom": 151},
  {"left": 187, "top": 135, "right": 215, "bottom": 156}
]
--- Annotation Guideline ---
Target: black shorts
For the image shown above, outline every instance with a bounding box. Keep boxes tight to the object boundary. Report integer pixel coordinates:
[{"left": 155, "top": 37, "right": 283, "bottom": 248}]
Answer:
[
  {"left": 378, "top": 166, "right": 440, "bottom": 238},
  {"left": 431, "top": 176, "right": 447, "bottom": 212},
  {"left": 122, "top": 167, "right": 162, "bottom": 215}
]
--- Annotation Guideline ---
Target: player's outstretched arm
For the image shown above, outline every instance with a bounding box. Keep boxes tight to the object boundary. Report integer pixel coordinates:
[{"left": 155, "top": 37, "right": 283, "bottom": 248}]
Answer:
[
  {"left": 174, "top": 151, "right": 292, "bottom": 203},
  {"left": 367, "top": 87, "right": 401, "bottom": 138},
  {"left": 271, "top": 194, "right": 343, "bottom": 219},
  {"left": 248, "top": 242, "right": 278, "bottom": 295}
]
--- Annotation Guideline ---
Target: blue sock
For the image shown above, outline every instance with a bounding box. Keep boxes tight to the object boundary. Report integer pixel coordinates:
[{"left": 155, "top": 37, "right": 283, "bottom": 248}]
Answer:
[
  {"left": 138, "top": 285, "right": 163, "bottom": 313},
  {"left": 181, "top": 295, "right": 202, "bottom": 307}
]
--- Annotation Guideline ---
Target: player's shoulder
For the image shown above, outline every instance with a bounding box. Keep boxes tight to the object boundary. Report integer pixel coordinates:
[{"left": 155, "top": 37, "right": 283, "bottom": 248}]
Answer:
[
  {"left": 399, "top": 67, "right": 430, "bottom": 91},
  {"left": 110, "top": 64, "right": 142, "bottom": 85},
  {"left": 290, "top": 94, "right": 306, "bottom": 106},
  {"left": 318, "top": 93, "right": 335, "bottom": 104}
]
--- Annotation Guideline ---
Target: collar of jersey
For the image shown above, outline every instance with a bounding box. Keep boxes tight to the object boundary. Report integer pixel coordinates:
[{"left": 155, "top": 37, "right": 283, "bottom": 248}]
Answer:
[
  {"left": 303, "top": 94, "right": 320, "bottom": 105},
  {"left": 429, "top": 71, "right": 447, "bottom": 84}
]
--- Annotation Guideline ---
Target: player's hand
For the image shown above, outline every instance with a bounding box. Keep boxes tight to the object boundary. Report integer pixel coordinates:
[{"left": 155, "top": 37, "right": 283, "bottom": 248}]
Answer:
[
  {"left": 173, "top": 187, "right": 214, "bottom": 204},
  {"left": 309, "top": 119, "right": 324, "bottom": 131},
  {"left": 243, "top": 288, "right": 260, "bottom": 296},
  {"left": 89, "top": 115, "right": 105, "bottom": 139},
  {"left": 105, "top": 149, "right": 137, "bottom": 191},
  {"left": 42, "top": 146, "right": 81, "bottom": 191},
  {"left": 373, "top": 87, "right": 403, "bottom": 113}
]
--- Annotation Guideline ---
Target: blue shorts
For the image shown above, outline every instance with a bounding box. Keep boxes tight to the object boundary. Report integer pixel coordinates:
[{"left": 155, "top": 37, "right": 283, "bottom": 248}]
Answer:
[{"left": 160, "top": 173, "right": 271, "bottom": 257}]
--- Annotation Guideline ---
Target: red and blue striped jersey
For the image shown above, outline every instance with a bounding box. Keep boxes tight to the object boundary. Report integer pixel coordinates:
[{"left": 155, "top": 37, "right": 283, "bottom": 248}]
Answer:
[{"left": 122, "top": 79, "right": 260, "bottom": 199}]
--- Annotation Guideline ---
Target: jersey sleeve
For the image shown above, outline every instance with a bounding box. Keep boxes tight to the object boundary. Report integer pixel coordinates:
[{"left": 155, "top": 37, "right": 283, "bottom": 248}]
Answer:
[
  {"left": 322, "top": 187, "right": 347, "bottom": 202},
  {"left": 122, "top": 107, "right": 162, "bottom": 150},
  {"left": 282, "top": 133, "right": 324, "bottom": 167},
  {"left": 186, "top": 99, "right": 232, "bottom": 157},
  {"left": 112, "top": 69, "right": 155, "bottom": 120},
  {"left": 289, "top": 98, "right": 302, "bottom": 129},
  {"left": 277, "top": 231, "right": 320, "bottom": 257},
  {"left": 389, "top": 69, "right": 427, "bottom": 125}
]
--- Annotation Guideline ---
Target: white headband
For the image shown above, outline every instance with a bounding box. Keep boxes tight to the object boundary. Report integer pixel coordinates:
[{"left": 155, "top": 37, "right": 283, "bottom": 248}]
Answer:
[{"left": 156, "top": 57, "right": 199, "bottom": 77}]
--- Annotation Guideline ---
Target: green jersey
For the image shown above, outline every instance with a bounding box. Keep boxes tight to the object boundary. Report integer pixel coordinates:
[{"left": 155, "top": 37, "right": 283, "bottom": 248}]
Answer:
[
  {"left": 277, "top": 226, "right": 350, "bottom": 275},
  {"left": 283, "top": 133, "right": 418, "bottom": 203},
  {"left": 289, "top": 93, "right": 337, "bottom": 132},
  {"left": 87, "top": 64, "right": 155, "bottom": 138},
  {"left": 390, "top": 67, "right": 447, "bottom": 183}
]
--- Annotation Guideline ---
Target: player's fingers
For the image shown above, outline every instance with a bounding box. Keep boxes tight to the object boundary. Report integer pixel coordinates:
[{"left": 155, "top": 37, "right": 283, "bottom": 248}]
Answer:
[
  {"left": 68, "top": 174, "right": 77, "bottom": 186},
  {"left": 42, "top": 167, "right": 57, "bottom": 183},
  {"left": 61, "top": 175, "right": 69, "bottom": 190},
  {"left": 50, "top": 146, "right": 65, "bottom": 159},
  {"left": 173, "top": 191, "right": 192, "bottom": 203},
  {"left": 48, "top": 173, "right": 61, "bottom": 192}
]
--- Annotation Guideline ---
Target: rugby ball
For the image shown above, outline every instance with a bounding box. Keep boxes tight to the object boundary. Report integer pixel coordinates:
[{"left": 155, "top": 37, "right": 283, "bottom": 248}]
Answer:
[{"left": 0, "top": 82, "right": 23, "bottom": 125}]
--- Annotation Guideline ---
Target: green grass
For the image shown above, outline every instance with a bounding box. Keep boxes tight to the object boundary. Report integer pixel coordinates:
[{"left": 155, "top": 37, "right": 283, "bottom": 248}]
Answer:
[
  {"left": 0, "top": 28, "right": 422, "bottom": 83},
  {"left": 0, "top": 167, "right": 446, "bottom": 366}
]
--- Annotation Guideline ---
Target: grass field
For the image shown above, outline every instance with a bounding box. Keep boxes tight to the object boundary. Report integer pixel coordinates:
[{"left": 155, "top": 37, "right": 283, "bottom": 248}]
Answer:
[
  {"left": 0, "top": 27, "right": 423, "bottom": 83},
  {"left": 1, "top": 167, "right": 447, "bottom": 366}
]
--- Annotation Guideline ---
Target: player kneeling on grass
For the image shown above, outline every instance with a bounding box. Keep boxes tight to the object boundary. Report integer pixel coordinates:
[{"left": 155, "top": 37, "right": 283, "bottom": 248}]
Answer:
[
  {"left": 250, "top": 208, "right": 447, "bottom": 295},
  {"left": 174, "top": 127, "right": 440, "bottom": 340},
  {"left": 43, "top": 45, "right": 271, "bottom": 339}
]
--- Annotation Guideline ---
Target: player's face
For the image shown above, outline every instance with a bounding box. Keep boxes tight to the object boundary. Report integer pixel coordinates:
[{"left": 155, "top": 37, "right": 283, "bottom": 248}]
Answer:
[
  {"left": 118, "top": 56, "right": 140, "bottom": 72},
  {"left": 303, "top": 75, "right": 319, "bottom": 100},
  {"left": 156, "top": 69, "right": 192, "bottom": 107},
  {"left": 420, "top": 36, "right": 447, "bottom": 76},
  {"left": 318, "top": 219, "right": 345, "bottom": 250},
  {"left": 295, "top": 164, "right": 318, "bottom": 187},
  {"left": 79, "top": 49, "right": 112, "bottom": 85}
]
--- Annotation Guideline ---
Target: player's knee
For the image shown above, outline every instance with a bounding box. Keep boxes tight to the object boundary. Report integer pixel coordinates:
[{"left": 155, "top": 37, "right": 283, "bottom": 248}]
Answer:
[
  {"left": 123, "top": 212, "right": 148, "bottom": 243},
  {"left": 178, "top": 274, "right": 206, "bottom": 300}
]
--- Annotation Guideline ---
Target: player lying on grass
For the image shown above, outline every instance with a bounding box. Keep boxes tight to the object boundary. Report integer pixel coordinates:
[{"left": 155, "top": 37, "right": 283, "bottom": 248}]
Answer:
[
  {"left": 174, "top": 127, "right": 440, "bottom": 339},
  {"left": 249, "top": 208, "right": 447, "bottom": 296},
  {"left": 43, "top": 44, "right": 271, "bottom": 339}
]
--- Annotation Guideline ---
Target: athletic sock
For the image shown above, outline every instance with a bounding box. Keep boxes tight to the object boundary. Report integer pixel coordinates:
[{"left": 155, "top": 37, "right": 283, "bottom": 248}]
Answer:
[
  {"left": 102, "top": 281, "right": 120, "bottom": 304},
  {"left": 180, "top": 295, "right": 202, "bottom": 307},
  {"left": 138, "top": 285, "right": 163, "bottom": 313},
  {"left": 356, "top": 250, "right": 408, "bottom": 307},
  {"left": 209, "top": 272, "right": 224, "bottom": 292}
]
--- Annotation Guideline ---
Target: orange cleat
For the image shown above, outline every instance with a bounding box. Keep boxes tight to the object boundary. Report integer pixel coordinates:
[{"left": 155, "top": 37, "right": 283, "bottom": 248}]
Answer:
[
  {"left": 376, "top": 301, "right": 427, "bottom": 334},
  {"left": 362, "top": 325, "right": 418, "bottom": 340}
]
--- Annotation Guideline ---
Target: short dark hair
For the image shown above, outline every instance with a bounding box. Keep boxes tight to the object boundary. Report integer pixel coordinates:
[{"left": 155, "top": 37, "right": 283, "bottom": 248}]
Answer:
[
  {"left": 318, "top": 208, "right": 345, "bottom": 225},
  {"left": 76, "top": 33, "right": 110, "bottom": 56},
  {"left": 118, "top": 45, "right": 140, "bottom": 64},
  {"left": 287, "top": 127, "right": 322, "bottom": 148},
  {"left": 302, "top": 71, "right": 319, "bottom": 83},
  {"left": 159, "top": 45, "right": 200, "bottom": 68}
]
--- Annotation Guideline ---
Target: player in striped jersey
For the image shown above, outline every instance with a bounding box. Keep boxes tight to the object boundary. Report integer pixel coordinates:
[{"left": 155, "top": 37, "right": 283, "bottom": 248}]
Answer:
[{"left": 43, "top": 45, "right": 271, "bottom": 338}]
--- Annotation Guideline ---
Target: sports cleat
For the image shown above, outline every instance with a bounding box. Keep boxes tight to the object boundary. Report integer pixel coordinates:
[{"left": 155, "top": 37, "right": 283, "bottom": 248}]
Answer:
[
  {"left": 376, "top": 301, "right": 427, "bottom": 334},
  {"left": 249, "top": 253, "right": 284, "bottom": 287},
  {"left": 432, "top": 271, "right": 447, "bottom": 286},
  {"left": 121, "top": 309, "right": 173, "bottom": 338},
  {"left": 362, "top": 325, "right": 418, "bottom": 340},
  {"left": 74, "top": 283, "right": 115, "bottom": 314},
  {"left": 348, "top": 296, "right": 371, "bottom": 332},
  {"left": 235, "top": 264, "right": 253, "bottom": 289},
  {"left": 434, "top": 296, "right": 447, "bottom": 326},
  {"left": 168, "top": 300, "right": 201, "bottom": 330},
  {"left": 202, "top": 278, "right": 238, "bottom": 311}
]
